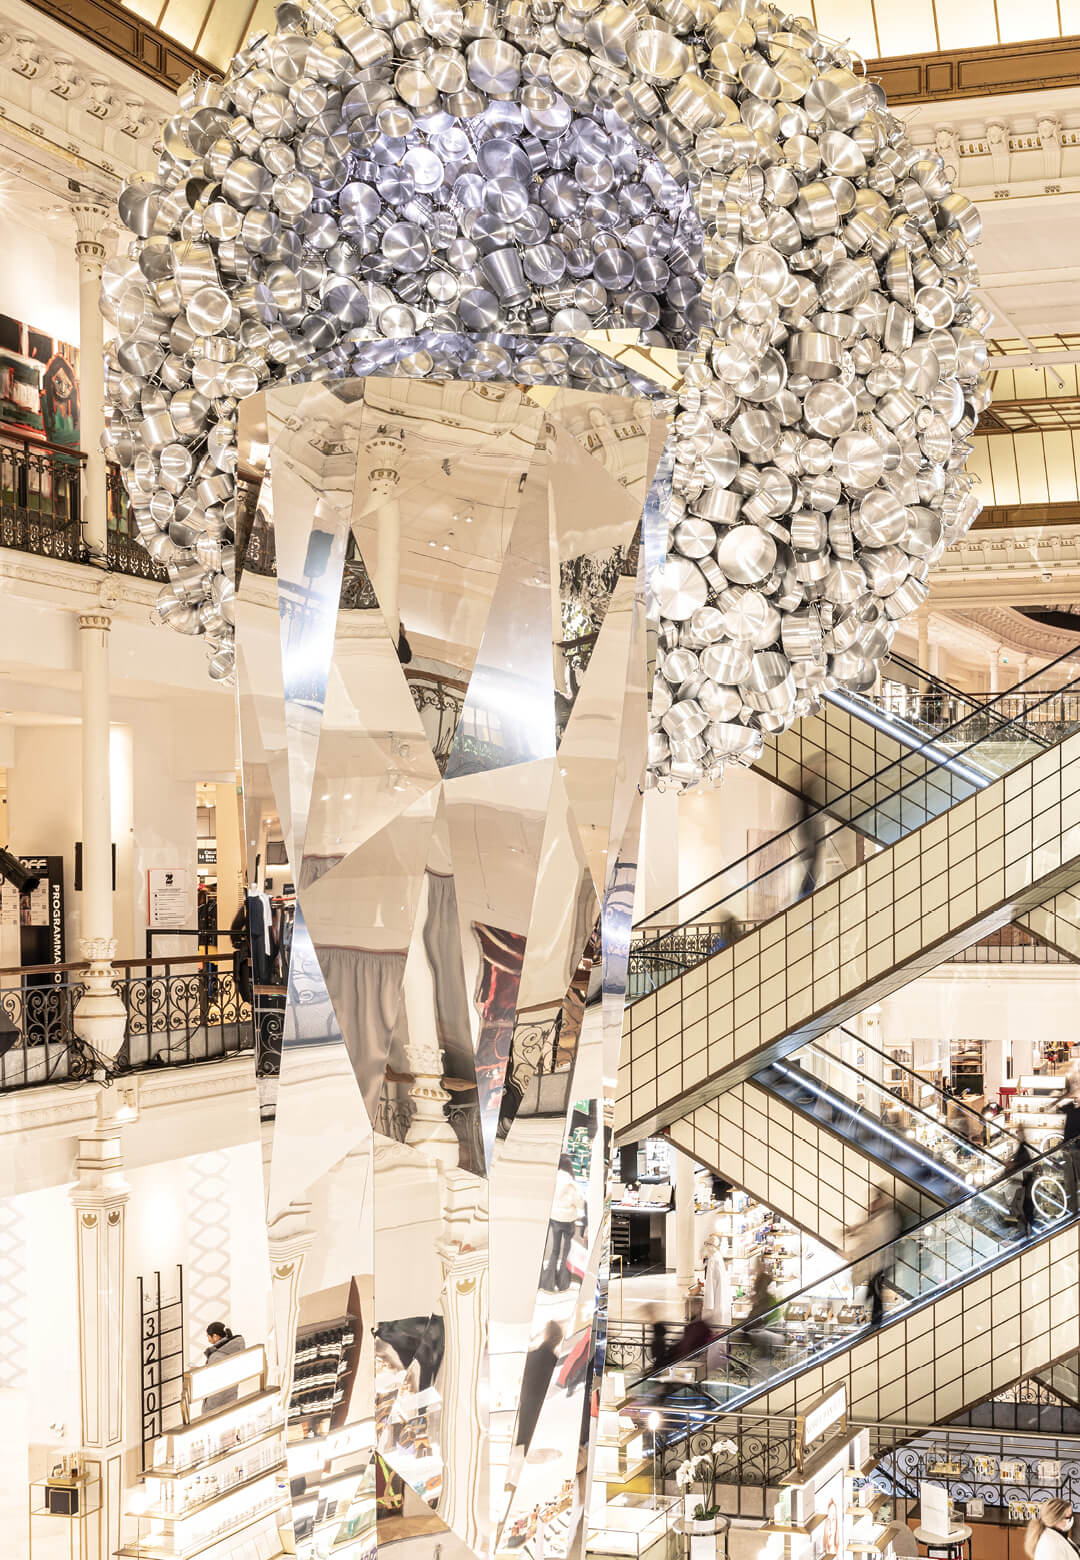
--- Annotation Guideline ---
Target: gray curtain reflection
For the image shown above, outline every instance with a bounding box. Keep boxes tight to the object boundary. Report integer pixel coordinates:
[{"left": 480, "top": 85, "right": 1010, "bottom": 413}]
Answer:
[
  {"left": 422, "top": 870, "right": 473, "bottom": 1086},
  {"left": 317, "top": 945, "right": 406, "bottom": 1113}
]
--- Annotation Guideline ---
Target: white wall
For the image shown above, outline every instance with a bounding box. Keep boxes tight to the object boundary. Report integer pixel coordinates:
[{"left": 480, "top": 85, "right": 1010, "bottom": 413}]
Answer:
[
  {"left": 5, "top": 693, "right": 237, "bottom": 960},
  {"left": 636, "top": 766, "right": 805, "bottom": 924},
  {"left": 876, "top": 965, "right": 1080, "bottom": 1099},
  {"left": 0, "top": 209, "right": 79, "bottom": 349}
]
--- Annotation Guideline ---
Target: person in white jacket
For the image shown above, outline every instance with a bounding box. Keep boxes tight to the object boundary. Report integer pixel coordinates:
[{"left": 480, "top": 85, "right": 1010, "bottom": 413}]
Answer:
[
  {"left": 1027, "top": 1500, "right": 1079, "bottom": 1560},
  {"left": 541, "top": 1155, "right": 585, "bottom": 1292}
]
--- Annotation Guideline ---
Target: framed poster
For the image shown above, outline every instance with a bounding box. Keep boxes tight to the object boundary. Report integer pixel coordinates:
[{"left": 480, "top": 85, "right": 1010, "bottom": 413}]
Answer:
[
  {"left": 148, "top": 868, "right": 191, "bottom": 930},
  {"left": 0, "top": 314, "right": 79, "bottom": 446},
  {"left": 15, "top": 856, "right": 64, "bottom": 973}
]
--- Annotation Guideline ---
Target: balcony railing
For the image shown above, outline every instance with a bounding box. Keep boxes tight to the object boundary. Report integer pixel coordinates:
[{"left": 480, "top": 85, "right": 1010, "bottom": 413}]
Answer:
[
  {"left": 0, "top": 434, "right": 84, "bottom": 563},
  {"left": 0, "top": 440, "right": 174, "bottom": 581},
  {"left": 0, "top": 952, "right": 254, "bottom": 1092}
]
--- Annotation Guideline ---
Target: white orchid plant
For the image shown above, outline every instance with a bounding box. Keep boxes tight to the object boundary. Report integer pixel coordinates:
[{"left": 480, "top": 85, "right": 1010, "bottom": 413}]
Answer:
[{"left": 674, "top": 1441, "right": 738, "bottom": 1521}]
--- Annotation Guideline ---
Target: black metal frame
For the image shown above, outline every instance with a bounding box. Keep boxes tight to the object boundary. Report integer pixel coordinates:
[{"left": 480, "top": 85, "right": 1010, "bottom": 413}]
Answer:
[{"left": 138, "top": 1266, "right": 185, "bottom": 1470}]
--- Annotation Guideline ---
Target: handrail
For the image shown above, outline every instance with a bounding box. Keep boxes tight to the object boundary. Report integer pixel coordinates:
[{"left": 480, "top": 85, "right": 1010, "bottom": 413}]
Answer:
[
  {"left": 636, "top": 646, "right": 1080, "bottom": 941},
  {"left": 0, "top": 950, "right": 235, "bottom": 978},
  {"left": 821, "top": 1025, "right": 1020, "bottom": 1150},
  {"left": 637, "top": 639, "right": 1080, "bottom": 933},
  {"left": 627, "top": 1135, "right": 1068, "bottom": 1397},
  {"left": 0, "top": 431, "right": 88, "bottom": 463},
  {"left": 768, "top": 1051, "right": 1004, "bottom": 1189}
]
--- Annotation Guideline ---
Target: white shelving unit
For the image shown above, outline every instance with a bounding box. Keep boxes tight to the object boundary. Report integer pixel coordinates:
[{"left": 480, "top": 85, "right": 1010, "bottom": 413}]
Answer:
[{"left": 120, "top": 1343, "right": 289, "bottom": 1560}]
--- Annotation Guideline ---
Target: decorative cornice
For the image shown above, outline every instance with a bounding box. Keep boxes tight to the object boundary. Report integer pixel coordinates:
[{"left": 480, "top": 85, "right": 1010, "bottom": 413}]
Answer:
[
  {"left": 18, "top": 0, "right": 211, "bottom": 91},
  {"left": 973, "top": 502, "right": 1080, "bottom": 530},
  {"left": 939, "top": 604, "right": 1080, "bottom": 658},
  {"left": 869, "top": 34, "right": 1080, "bottom": 105}
]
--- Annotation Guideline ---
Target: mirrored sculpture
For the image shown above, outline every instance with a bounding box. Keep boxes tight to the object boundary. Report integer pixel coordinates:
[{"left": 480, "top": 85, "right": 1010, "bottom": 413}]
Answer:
[{"left": 233, "top": 366, "right": 664, "bottom": 1560}]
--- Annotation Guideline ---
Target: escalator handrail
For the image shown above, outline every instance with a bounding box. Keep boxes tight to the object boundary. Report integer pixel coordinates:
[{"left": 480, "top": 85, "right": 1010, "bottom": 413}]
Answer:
[
  {"left": 820, "top": 1026, "right": 1021, "bottom": 1153},
  {"left": 645, "top": 1135, "right": 1071, "bottom": 1377},
  {"left": 764, "top": 1050, "right": 1005, "bottom": 1188},
  {"left": 636, "top": 640, "right": 1080, "bottom": 933},
  {"left": 881, "top": 654, "right": 1057, "bottom": 748},
  {"left": 635, "top": 651, "right": 1080, "bottom": 945}
]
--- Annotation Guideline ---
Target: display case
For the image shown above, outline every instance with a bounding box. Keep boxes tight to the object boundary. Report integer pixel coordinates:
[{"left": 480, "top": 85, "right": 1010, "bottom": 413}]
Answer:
[
  {"left": 586, "top": 1493, "right": 679, "bottom": 1559},
  {"left": 1007, "top": 1077, "right": 1064, "bottom": 1151},
  {"left": 120, "top": 1342, "right": 289, "bottom": 1560},
  {"left": 30, "top": 1463, "right": 102, "bottom": 1560},
  {"left": 289, "top": 1315, "right": 357, "bottom": 1438},
  {"left": 594, "top": 1409, "right": 646, "bottom": 1486}
]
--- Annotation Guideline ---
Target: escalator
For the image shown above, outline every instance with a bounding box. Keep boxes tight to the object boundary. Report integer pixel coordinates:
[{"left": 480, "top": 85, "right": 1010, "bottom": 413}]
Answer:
[
  {"left": 619, "top": 671, "right": 1080, "bottom": 1144},
  {"left": 754, "top": 651, "right": 1067, "bottom": 837},
  {"left": 752, "top": 1027, "right": 1018, "bottom": 1206},
  {"left": 622, "top": 1140, "right": 1078, "bottom": 1429}
]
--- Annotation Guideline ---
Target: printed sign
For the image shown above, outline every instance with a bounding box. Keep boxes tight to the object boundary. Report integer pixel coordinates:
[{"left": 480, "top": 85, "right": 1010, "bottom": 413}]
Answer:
[{"left": 148, "top": 868, "right": 191, "bottom": 930}]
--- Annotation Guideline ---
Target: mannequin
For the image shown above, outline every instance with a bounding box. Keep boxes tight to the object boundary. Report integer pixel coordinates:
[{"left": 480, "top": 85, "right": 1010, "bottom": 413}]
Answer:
[{"left": 701, "top": 1233, "right": 732, "bottom": 1327}]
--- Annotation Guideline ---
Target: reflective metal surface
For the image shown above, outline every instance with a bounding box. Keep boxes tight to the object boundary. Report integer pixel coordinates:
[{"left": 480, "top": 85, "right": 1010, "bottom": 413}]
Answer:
[{"left": 104, "top": 0, "right": 989, "bottom": 789}]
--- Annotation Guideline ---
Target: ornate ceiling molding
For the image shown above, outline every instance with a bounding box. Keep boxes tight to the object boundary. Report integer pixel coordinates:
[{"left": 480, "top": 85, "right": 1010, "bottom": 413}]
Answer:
[
  {"left": 870, "top": 35, "right": 1080, "bottom": 106},
  {"left": 0, "top": 0, "right": 168, "bottom": 203},
  {"left": 939, "top": 603, "right": 1080, "bottom": 658},
  {"left": 17, "top": 0, "right": 209, "bottom": 92}
]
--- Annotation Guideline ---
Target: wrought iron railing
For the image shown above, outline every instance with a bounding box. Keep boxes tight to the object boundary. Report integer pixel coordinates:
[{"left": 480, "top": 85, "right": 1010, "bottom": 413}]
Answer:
[
  {"left": 0, "top": 434, "right": 84, "bottom": 562},
  {"left": 0, "top": 953, "right": 254, "bottom": 1091},
  {"left": 627, "top": 920, "right": 759, "bottom": 997}
]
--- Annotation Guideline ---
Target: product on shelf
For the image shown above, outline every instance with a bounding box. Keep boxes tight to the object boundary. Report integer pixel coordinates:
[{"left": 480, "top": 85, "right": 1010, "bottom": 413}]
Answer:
[{"left": 120, "top": 1342, "right": 289, "bottom": 1560}]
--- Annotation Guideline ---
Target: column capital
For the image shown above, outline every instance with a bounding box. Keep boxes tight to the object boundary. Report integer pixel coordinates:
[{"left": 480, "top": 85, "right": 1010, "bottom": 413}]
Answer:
[
  {"left": 78, "top": 611, "right": 112, "bottom": 633},
  {"left": 71, "top": 202, "right": 111, "bottom": 280}
]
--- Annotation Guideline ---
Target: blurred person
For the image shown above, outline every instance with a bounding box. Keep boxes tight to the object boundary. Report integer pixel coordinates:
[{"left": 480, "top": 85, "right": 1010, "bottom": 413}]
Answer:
[
  {"left": 1053, "top": 1078, "right": 1080, "bottom": 1213},
  {"left": 508, "top": 1320, "right": 564, "bottom": 1486},
  {"left": 846, "top": 1192, "right": 900, "bottom": 1329},
  {"left": 540, "top": 1154, "right": 585, "bottom": 1292},
  {"left": 1026, "top": 1500, "right": 1078, "bottom": 1560},
  {"left": 743, "top": 1252, "right": 784, "bottom": 1377},
  {"left": 1007, "top": 1125, "right": 1038, "bottom": 1240}
]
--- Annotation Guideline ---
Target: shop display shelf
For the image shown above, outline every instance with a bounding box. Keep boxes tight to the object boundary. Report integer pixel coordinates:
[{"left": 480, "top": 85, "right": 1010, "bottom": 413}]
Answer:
[{"left": 137, "top": 1459, "right": 288, "bottom": 1523}]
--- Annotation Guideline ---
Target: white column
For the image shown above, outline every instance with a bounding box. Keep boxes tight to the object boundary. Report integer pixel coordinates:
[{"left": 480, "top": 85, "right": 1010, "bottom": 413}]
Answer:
[
  {"left": 73, "top": 612, "right": 128, "bottom": 1060},
  {"left": 988, "top": 653, "right": 1001, "bottom": 695},
  {"left": 374, "top": 497, "right": 401, "bottom": 644},
  {"left": 438, "top": 1236, "right": 488, "bottom": 1548},
  {"left": 674, "top": 1143, "right": 696, "bottom": 1289},
  {"left": 70, "top": 1124, "right": 130, "bottom": 1560},
  {"left": 1015, "top": 653, "right": 1030, "bottom": 689},
  {"left": 72, "top": 203, "right": 110, "bottom": 561},
  {"left": 266, "top": 1201, "right": 315, "bottom": 1406},
  {"left": 403, "top": 872, "right": 460, "bottom": 1167},
  {"left": 916, "top": 614, "right": 929, "bottom": 689}
]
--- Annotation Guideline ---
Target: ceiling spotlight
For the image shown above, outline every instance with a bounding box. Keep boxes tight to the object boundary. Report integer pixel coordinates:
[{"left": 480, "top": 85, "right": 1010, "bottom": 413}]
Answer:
[{"left": 464, "top": 514, "right": 473, "bottom": 524}]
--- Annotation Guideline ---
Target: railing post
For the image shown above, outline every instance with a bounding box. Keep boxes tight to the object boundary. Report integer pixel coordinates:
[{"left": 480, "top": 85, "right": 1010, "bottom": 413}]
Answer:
[
  {"left": 72, "top": 202, "right": 111, "bottom": 563},
  {"left": 72, "top": 612, "right": 127, "bottom": 1065}
]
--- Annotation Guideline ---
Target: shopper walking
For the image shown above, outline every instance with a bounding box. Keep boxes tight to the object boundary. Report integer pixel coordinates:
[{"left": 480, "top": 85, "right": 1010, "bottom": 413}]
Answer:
[
  {"left": 1026, "top": 1500, "right": 1079, "bottom": 1560},
  {"left": 1007, "top": 1126, "right": 1038, "bottom": 1239},
  {"left": 540, "top": 1155, "right": 585, "bottom": 1292},
  {"left": 846, "top": 1193, "right": 900, "bottom": 1330},
  {"left": 202, "top": 1321, "right": 246, "bottom": 1411},
  {"left": 1053, "top": 1079, "right": 1080, "bottom": 1213},
  {"left": 507, "top": 1321, "right": 564, "bottom": 1485}
]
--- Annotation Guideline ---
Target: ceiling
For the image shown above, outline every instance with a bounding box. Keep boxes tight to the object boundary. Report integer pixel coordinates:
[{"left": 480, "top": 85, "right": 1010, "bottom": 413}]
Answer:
[
  {"left": 115, "top": 0, "right": 1080, "bottom": 77},
  {"left": 120, "top": 0, "right": 277, "bottom": 73},
  {"left": 807, "top": 0, "right": 1078, "bottom": 61}
]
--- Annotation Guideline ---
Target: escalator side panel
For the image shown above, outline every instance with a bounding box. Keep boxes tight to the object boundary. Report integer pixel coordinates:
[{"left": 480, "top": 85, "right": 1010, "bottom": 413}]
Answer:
[
  {"left": 731, "top": 1222, "right": 1080, "bottom": 1429},
  {"left": 667, "top": 1081, "right": 939, "bottom": 1250},
  {"left": 618, "top": 732, "right": 1080, "bottom": 1142}
]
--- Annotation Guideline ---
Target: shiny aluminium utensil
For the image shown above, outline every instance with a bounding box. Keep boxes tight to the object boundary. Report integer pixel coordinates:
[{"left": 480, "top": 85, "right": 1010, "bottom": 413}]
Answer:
[{"left": 105, "top": 0, "right": 991, "bottom": 780}]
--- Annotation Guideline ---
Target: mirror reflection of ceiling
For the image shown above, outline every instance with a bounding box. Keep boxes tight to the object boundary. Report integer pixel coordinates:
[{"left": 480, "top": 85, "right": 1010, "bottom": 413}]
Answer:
[{"left": 118, "top": 0, "right": 1080, "bottom": 77}]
